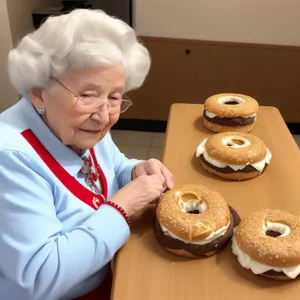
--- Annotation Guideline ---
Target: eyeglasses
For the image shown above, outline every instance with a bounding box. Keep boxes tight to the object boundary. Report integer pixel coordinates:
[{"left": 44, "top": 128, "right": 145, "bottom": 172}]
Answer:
[{"left": 51, "top": 77, "right": 133, "bottom": 114}]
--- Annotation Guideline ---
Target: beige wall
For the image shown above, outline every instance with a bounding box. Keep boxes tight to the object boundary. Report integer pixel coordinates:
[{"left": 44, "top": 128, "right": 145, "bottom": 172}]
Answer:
[
  {"left": 135, "top": 0, "right": 300, "bottom": 46},
  {"left": 6, "top": 0, "right": 60, "bottom": 46},
  {"left": 0, "top": 1, "right": 18, "bottom": 112},
  {"left": 0, "top": 0, "right": 60, "bottom": 112}
]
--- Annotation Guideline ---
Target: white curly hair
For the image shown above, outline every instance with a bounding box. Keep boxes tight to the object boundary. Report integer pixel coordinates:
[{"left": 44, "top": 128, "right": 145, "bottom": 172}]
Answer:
[{"left": 8, "top": 9, "right": 151, "bottom": 94}]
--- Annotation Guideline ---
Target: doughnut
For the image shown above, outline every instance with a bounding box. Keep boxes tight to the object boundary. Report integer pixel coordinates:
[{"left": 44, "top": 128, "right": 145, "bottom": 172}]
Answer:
[
  {"left": 203, "top": 93, "right": 259, "bottom": 133},
  {"left": 153, "top": 184, "right": 241, "bottom": 258},
  {"left": 232, "top": 209, "right": 300, "bottom": 280},
  {"left": 196, "top": 132, "right": 271, "bottom": 181}
]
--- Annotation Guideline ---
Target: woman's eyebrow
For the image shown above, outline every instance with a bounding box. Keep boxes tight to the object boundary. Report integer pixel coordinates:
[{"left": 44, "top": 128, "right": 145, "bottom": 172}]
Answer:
[
  {"left": 112, "top": 86, "right": 125, "bottom": 93},
  {"left": 81, "top": 83, "right": 102, "bottom": 91},
  {"left": 80, "top": 84, "right": 124, "bottom": 93}
]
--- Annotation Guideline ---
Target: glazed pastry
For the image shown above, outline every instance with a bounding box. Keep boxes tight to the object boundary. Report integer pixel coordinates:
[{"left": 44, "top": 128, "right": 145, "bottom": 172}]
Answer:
[
  {"left": 203, "top": 93, "right": 259, "bottom": 133},
  {"left": 153, "top": 184, "right": 240, "bottom": 258},
  {"left": 232, "top": 209, "right": 300, "bottom": 280},
  {"left": 196, "top": 132, "right": 271, "bottom": 181}
]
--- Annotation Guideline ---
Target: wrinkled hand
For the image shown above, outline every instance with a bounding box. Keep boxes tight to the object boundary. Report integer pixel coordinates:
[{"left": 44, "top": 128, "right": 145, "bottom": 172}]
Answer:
[
  {"left": 110, "top": 175, "right": 165, "bottom": 217},
  {"left": 132, "top": 159, "right": 174, "bottom": 190}
]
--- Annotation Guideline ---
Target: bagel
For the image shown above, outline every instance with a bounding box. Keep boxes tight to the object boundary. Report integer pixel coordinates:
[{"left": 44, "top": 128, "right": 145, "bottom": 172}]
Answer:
[
  {"left": 232, "top": 209, "right": 300, "bottom": 280},
  {"left": 196, "top": 132, "right": 271, "bottom": 181},
  {"left": 153, "top": 184, "right": 240, "bottom": 258},
  {"left": 203, "top": 93, "right": 259, "bottom": 133}
]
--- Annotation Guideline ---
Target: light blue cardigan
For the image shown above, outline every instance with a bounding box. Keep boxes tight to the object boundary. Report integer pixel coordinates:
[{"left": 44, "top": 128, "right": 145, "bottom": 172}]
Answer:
[{"left": 0, "top": 98, "right": 140, "bottom": 299}]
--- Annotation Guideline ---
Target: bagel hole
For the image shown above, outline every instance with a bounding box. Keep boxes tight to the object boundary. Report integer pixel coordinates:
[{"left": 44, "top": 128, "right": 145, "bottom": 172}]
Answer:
[
  {"left": 225, "top": 100, "right": 239, "bottom": 105},
  {"left": 181, "top": 192, "right": 199, "bottom": 202},
  {"left": 223, "top": 97, "right": 242, "bottom": 105},
  {"left": 219, "top": 96, "right": 245, "bottom": 106},
  {"left": 232, "top": 139, "right": 245, "bottom": 145},
  {"left": 266, "top": 230, "right": 282, "bottom": 238},
  {"left": 227, "top": 139, "right": 245, "bottom": 147},
  {"left": 264, "top": 222, "right": 290, "bottom": 238},
  {"left": 181, "top": 200, "right": 206, "bottom": 214},
  {"left": 177, "top": 192, "right": 207, "bottom": 215}
]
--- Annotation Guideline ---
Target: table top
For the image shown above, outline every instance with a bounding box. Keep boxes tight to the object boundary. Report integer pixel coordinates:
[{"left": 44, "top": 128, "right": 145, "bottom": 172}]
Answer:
[{"left": 112, "top": 104, "right": 300, "bottom": 300}]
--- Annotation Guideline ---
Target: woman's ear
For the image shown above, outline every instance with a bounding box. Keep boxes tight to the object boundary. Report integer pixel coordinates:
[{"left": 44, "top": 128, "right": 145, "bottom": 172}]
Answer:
[{"left": 29, "top": 88, "right": 44, "bottom": 110}]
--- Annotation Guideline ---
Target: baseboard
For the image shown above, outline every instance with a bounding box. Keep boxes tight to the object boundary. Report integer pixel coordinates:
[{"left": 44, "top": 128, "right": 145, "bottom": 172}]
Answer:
[
  {"left": 112, "top": 119, "right": 167, "bottom": 132},
  {"left": 287, "top": 123, "right": 300, "bottom": 135},
  {"left": 113, "top": 119, "right": 300, "bottom": 135}
]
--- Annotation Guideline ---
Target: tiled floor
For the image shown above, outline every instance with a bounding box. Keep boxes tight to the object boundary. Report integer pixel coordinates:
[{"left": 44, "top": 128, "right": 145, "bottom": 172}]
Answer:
[
  {"left": 111, "top": 130, "right": 165, "bottom": 160},
  {"left": 293, "top": 134, "right": 300, "bottom": 147},
  {"left": 111, "top": 130, "right": 300, "bottom": 161}
]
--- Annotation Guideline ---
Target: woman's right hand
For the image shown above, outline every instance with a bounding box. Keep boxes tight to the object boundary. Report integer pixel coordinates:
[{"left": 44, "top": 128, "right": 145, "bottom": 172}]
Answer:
[{"left": 109, "top": 175, "right": 164, "bottom": 217}]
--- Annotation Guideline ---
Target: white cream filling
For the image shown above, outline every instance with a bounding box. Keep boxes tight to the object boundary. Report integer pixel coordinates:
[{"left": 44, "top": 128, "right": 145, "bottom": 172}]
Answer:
[
  {"left": 231, "top": 235, "right": 300, "bottom": 279},
  {"left": 178, "top": 199, "right": 207, "bottom": 214},
  {"left": 205, "top": 110, "right": 256, "bottom": 119},
  {"left": 196, "top": 139, "right": 272, "bottom": 173},
  {"left": 160, "top": 221, "right": 230, "bottom": 245},
  {"left": 205, "top": 110, "right": 218, "bottom": 118},
  {"left": 263, "top": 222, "right": 291, "bottom": 237}
]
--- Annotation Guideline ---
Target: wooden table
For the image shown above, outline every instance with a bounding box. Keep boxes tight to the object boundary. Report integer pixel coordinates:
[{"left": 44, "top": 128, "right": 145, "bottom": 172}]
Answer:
[{"left": 112, "top": 104, "right": 300, "bottom": 300}]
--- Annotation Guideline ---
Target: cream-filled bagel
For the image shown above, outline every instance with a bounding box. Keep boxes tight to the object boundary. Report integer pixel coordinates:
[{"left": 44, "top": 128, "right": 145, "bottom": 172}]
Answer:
[
  {"left": 196, "top": 132, "right": 271, "bottom": 181},
  {"left": 232, "top": 209, "right": 300, "bottom": 280},
  {"left": 203, "top": 93, "right": 259, "bottom": 133},
  {"left": 153, "top": 184, "right": 240, "bottom": 258}
]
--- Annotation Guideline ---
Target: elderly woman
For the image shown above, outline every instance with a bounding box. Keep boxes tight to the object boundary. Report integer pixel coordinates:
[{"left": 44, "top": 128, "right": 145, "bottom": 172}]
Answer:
[{"left": 0, "top": 9, "right": 173, "bottom": 300}]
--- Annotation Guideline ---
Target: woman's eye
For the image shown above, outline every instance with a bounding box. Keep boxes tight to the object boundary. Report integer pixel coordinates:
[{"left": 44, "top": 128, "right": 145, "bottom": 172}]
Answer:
[
  {"left": 110, "top": 95, "right": 122, "bottom": 100},
  {"left": 81, "top": 94, "right": 95, "bottom": 98}
]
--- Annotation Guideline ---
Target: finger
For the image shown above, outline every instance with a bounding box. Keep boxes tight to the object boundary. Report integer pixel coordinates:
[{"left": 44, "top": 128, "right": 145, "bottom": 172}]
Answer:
[
  {"left": 148, "top": 160, "right": 165, "bottom": 184},
  {"left": 150, "top": 185, "right": 167, "bottom": 205},
  {"left": 147, "top": 175, "right": 164, "bottom": 194},
  {"left": 134, "top": 165, "right": 148, "bottom": 177},
  {"left": 150, "top": 199, "right": 158, "bottom": 204},
  {"left": 161, "top": 167, "right": 174, "bottom": 189},
  {"left": 151, "top": 189, "right": 164, "bottom": 204}
]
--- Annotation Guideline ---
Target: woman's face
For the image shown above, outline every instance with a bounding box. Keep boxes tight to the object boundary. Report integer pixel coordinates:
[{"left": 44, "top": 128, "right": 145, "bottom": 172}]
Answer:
[{"left": 31, "top": 64, "right": 126, "bottom": 151}]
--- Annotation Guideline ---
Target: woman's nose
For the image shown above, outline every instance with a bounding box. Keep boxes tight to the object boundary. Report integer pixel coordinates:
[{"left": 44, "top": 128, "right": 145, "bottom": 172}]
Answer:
[{"left": 91, "top": 103, "right": 110, "bottom": 123}]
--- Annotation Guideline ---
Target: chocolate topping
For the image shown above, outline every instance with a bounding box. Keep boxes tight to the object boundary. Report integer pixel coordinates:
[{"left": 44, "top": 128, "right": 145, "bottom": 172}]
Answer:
[
  {"left": 203, "top": 110, "right": 255, "bottom": 126},
  {"left": 263, "top": 270, "right": 300, "bottom": 278},
  {"left": 229, "top": 206, "right": 241, "bottom": 228},
  {"left": 153, "top": 205, "right": 241, "bottom": 257},
  {"left": 266, "top": 230, "right": 282, "bottom": 238},
  {"left": 199, "top": 154, "right": 267, "bottom": 174}
]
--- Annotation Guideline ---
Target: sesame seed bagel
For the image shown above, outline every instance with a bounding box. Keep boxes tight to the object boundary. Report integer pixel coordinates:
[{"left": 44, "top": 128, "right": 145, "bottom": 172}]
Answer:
[
  {"left": 204, "top": 93, "right": 259, "bottom": 118},
  {"left": 203, "top": 93, "right": 259, "bottom": 133},
  {"left": 154, "top": 184, "right": 241, "bottom": 258},
  {"left": 236, "top": 209, "right": 300, "bottom": 267},
  {"left": 232, "top": 209, "right": 300, "bottom": 280},
  {"left": 196, "top": 132, "right": 271, "bottom": 181},
  {"left": 156, "top": 184, "right": 230, "bottom": 241},
  {"left": 205, "top": 132, "right": 267, "bottom": 165}
]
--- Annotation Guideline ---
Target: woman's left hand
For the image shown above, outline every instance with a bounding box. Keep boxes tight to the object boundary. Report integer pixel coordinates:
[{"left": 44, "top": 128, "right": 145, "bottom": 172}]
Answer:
[{"left": 132, "top": 159, "right": 174, "bottom": 190}]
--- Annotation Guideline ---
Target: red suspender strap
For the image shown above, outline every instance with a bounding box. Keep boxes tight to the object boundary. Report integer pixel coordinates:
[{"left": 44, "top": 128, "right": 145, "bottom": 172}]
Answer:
[
  {"left": 21, "top": 129, "right": 105, "bottom": 210},
  {"left": 21, "top": 129, "right": 131, "bottom": 226}
]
